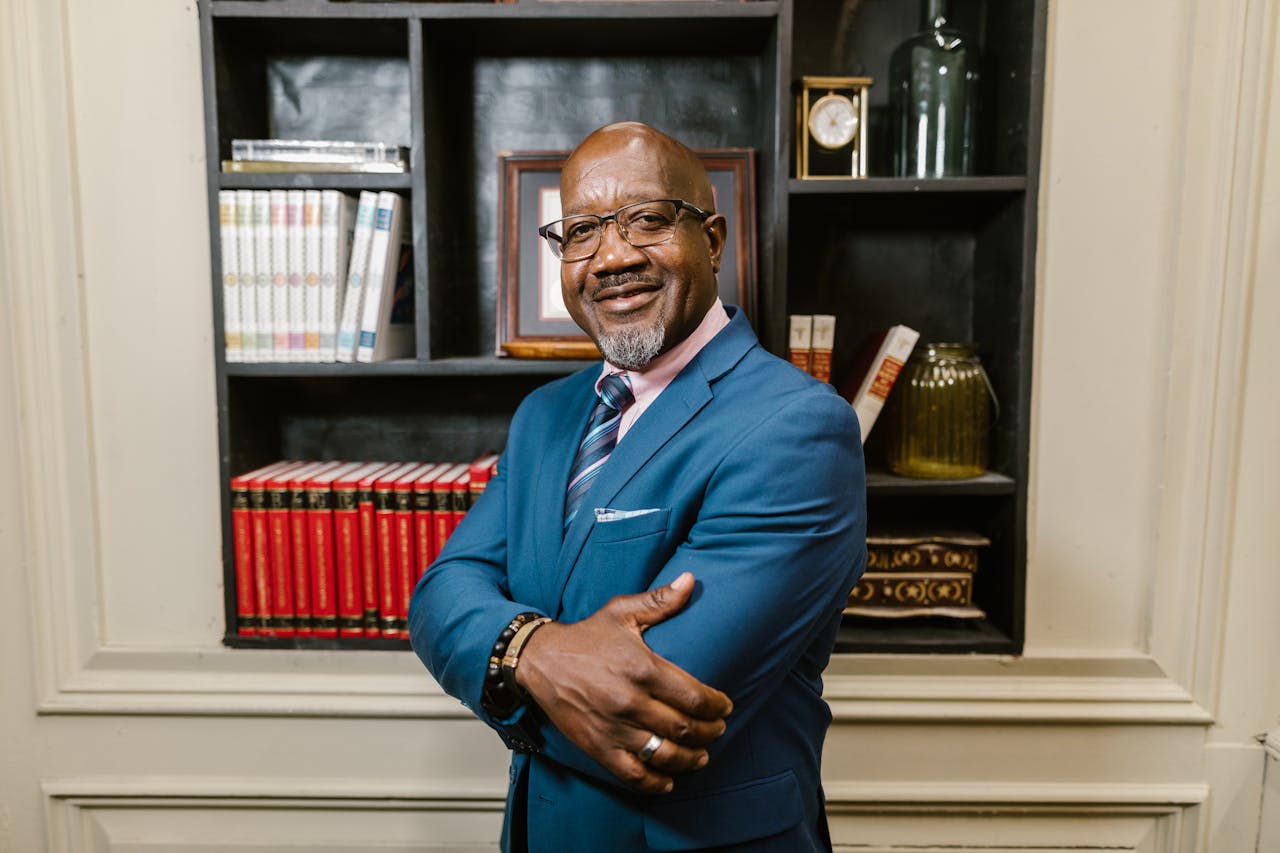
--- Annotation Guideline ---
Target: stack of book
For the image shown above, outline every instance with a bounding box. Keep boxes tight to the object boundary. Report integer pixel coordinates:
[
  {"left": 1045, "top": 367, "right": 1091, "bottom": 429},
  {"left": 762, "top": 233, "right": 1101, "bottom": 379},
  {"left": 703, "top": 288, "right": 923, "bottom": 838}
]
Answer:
[
  {"left": 845, "top": 531, "right": 990, "bottom": 619},
  {"left": 228, "top": 453, "right": 499, "bottom": 640},
  {"left": 222, "top": 139, "right": 408, "bottom": 174},
  {"left": 787, "top": 314, "right": 836, "bottom": 383},
  {"left": 218, "top": 189, "right": 413, "bottom": 364}
]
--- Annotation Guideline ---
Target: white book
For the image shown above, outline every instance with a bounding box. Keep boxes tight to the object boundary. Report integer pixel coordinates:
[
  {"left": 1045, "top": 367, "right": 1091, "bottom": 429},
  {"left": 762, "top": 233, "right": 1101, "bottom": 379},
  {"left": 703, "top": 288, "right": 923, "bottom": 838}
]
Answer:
[
  {"left": 849, "top": 324, "right": 920, "bottom": 443},
  {"left": 335, "top": 191, "right": 379, "bottom": 363},
  {"left": 356, "top": 191, "right": 414, "bottom": 363},
  {"left": 268, "top": 190, "right": 290, "bottom": 361},
  {"left": 235, "top": 189, "right": 258, "bottom": 363},
  {"left": 319, "top": 190, "right": 357, "bottom": 362},
  {"left": 286, "top": 190, "right": 306, "bottom": 361},
  {"left": 787, "top": 314, "right": 813, "bottom": 373},
  {"left": 810, "top": 314, "right": 836, "bottom": 383},
  {"left": 302, "top": 190, "right": 323, "bottom": 363},
  {"left": 252, "top": 191, "right": 274, "bottom": 358},
  {"left": 218, "top": 190, "right": 242, "bottom": 363}
]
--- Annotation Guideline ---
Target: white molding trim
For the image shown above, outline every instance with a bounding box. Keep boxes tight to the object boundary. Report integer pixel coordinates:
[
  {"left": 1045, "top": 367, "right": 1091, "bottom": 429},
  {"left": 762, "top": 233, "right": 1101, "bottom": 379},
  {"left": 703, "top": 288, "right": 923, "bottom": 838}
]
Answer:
[
  {"left": 1265, "top": 727, "right": 1280, "bottom": 760},
  {"left": 824, "top": 781, "right": 1208, "bottom": 808}
]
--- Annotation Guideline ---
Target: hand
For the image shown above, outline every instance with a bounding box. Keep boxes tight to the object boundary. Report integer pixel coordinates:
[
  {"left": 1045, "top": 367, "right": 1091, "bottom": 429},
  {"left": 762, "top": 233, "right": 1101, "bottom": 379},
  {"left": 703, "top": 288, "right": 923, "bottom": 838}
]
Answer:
[{"left": 514, "top": 572, "right": 733, "bottom": 794}]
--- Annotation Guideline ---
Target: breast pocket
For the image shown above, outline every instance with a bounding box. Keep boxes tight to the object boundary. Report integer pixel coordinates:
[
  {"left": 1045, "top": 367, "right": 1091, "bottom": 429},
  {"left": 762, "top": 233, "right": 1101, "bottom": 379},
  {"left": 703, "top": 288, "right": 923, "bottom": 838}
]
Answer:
[{"left": 561, "top": 509, "right": 673, "bottom": 617}]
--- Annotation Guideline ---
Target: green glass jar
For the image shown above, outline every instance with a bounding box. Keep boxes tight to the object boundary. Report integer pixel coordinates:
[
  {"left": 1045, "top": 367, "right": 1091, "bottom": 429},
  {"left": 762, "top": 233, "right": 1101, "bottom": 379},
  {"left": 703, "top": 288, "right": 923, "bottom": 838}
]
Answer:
[{"left": 883, "top": 343, "right": 993, "bottom": 479}]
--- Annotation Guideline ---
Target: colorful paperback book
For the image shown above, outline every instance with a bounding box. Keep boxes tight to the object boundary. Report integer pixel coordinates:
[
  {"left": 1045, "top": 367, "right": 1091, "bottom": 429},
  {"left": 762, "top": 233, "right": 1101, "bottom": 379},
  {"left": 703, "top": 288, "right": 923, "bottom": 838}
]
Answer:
[
  {"left": 252, "top": 191, "right": 275, "bottom": 358},
  {"left": 269, "top": 189, "right": 290, "bottom": 360},
  {"left": 218, "top": 190, "right": 243, "bottom": 363},
  {"left": 235, "top": 190, "right": 259, "bottom": 363},
  {"left": 335, "top": 191, "right": 379, "bottom": 363},
  {"left": 356, "top": 191, "right": 415, "bottom": 363},
  {"left": 286, "top": 190, "right": 306, "bottom": 360},
  {"left": 303, "top": 189, "right": 323, "bottom": 362},
  {"left": 319, "top": 190, "right": 357, "bottom": 362}
]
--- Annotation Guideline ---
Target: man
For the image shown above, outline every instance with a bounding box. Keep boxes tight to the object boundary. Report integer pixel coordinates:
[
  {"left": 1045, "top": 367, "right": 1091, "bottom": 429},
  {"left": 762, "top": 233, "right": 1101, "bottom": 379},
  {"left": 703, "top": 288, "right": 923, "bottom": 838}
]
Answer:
[{"left": 409, "top": 122, "right": 866, "bottom": 852}]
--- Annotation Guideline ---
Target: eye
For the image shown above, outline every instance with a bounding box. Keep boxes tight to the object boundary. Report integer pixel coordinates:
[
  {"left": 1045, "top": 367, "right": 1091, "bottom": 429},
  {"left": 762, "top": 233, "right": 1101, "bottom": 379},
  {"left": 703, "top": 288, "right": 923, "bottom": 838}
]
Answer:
[
  {"left": 624, "top": 206, "right": 675, "bottom": 232},
  {"left": 563, "top": 219, "right": 599, "bottom": 243}
]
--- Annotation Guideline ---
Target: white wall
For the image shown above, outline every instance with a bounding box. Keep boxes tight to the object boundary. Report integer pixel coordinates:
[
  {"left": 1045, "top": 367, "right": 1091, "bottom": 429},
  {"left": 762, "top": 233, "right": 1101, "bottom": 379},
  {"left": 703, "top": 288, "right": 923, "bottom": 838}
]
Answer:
[{"left": 1, "top": 0, "right": 1277, "bottom": 850}]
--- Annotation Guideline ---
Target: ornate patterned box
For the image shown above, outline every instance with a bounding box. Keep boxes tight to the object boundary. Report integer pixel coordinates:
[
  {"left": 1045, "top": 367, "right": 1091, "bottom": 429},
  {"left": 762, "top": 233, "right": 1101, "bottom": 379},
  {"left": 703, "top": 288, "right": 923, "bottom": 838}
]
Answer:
[{"left": 845, "top": 531, "right": 991, "bottom": 619}]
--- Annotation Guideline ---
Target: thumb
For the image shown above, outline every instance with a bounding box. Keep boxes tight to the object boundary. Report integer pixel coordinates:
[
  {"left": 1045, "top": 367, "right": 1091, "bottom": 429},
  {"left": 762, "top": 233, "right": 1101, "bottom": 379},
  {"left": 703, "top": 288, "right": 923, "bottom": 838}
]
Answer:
[{"left": 616, "top": 572, "right": 696, "bottom": 631}]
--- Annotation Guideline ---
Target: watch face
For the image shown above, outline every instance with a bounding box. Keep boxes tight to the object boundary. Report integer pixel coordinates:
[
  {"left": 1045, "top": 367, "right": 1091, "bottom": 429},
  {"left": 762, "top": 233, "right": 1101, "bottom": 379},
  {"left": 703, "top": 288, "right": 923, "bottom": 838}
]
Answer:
[{"left": 808, "top": 93, "right": 859, "bottom": 150}]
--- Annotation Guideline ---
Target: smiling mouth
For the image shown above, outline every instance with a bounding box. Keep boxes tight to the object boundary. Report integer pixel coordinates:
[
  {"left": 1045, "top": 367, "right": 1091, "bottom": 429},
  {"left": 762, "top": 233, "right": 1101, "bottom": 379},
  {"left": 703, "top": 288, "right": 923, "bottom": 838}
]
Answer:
[{"left": 593, "top": 281, "right": 660, "bottom": 303}]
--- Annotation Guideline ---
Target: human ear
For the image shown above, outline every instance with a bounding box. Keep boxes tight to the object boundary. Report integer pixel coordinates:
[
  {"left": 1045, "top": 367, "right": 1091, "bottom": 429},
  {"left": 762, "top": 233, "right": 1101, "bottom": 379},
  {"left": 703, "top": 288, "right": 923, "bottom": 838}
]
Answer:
[{"left": 703, "top": 214, "right": 728, "bottom": 274}]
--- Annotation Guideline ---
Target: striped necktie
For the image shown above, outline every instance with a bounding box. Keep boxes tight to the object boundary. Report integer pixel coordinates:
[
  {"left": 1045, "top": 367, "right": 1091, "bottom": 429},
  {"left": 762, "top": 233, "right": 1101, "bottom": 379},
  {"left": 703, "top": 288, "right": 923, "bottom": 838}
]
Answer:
[{"left": 564, "top": 373, "right": 634, "bottom": 528}]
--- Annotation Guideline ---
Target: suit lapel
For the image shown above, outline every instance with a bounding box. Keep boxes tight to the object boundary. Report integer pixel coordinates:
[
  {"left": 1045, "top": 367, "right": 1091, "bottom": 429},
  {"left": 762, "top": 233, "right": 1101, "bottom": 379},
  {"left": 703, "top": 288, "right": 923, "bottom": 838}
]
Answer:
[{"left": 548, "top": 308, "right": 760, "bottom": 616}]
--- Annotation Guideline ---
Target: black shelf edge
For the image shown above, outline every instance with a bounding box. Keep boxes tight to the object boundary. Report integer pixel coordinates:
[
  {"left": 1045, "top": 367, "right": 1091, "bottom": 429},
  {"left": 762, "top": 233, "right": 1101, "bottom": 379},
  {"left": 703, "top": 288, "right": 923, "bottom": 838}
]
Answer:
[
  {"left": 225, "top": 634, "right": 411, "bottom": 651},
  {"left": 209, "top": 1, "right": 780, "bottom": 20},
  {"left": 866, "top": 469, "right": 1016, "bottom": 496},
  {"left": 218, "top": 172, "right": 411, "bottom": 191},
  {"left": 224, "top": 356, "right": 598, "bottom": 377},
  {"left": 789, "top": 176, "right": 1027, "bottom": 195},
  {"left": 834, "top": 616, "right": 1015, "bottom": 655}
]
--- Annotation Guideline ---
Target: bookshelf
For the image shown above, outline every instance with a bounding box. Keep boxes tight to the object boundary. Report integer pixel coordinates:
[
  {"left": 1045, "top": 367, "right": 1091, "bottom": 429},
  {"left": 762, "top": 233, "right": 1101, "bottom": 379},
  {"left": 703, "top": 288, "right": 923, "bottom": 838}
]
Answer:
[{"left": 200, "top": 0, "right": 1044, "bottom": 655}]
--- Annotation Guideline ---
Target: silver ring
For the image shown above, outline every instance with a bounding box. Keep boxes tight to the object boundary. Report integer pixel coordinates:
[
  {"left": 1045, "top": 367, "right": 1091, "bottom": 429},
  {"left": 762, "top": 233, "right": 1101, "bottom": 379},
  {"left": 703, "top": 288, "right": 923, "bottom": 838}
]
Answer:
[{"left": 637, "top": 733, "right": 664, "bottom": 763}]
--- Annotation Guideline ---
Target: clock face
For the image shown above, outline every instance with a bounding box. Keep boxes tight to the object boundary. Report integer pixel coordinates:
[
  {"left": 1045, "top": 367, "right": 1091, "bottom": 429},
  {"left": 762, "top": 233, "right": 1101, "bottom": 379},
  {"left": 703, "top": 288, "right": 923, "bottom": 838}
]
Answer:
[{"left": 808, "top": 92, "right": 859, "bottom": 150}]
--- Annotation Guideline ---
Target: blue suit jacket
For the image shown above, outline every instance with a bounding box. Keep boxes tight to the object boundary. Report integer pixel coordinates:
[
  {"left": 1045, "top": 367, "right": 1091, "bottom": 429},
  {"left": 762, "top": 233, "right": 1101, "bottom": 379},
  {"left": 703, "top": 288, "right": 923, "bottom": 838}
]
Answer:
[{"left": 409, "top": 309, "right": 867, "bottom": 852}]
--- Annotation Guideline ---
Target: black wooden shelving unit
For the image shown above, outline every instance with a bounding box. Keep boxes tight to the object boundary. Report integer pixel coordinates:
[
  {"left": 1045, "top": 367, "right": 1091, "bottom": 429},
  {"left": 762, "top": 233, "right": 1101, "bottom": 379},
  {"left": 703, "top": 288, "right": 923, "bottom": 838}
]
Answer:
[{"left": 201, "top": 0, "right": 1045, "bottom": 655}]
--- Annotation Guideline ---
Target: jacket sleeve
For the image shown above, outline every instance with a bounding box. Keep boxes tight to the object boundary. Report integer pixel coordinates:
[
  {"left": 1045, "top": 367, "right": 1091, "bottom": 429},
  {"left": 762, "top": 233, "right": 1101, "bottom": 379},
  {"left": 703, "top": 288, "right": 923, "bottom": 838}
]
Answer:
[{"left": 534, "top": 387, "right": 867, "bottom": 787}]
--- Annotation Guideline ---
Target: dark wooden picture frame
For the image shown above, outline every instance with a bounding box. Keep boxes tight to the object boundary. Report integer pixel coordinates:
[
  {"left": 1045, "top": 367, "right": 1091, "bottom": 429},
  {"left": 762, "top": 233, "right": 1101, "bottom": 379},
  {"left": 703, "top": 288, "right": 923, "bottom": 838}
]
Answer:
[{"left": 497, "top": 148, "right": 758, "bottom": 359}]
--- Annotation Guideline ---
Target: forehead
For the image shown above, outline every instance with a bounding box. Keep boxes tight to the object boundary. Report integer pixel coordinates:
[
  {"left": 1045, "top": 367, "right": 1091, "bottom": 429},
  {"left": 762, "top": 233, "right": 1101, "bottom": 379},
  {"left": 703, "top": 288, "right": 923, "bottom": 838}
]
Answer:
[{"left": 561, "top": 139, "right": 688, "bottom": 215}]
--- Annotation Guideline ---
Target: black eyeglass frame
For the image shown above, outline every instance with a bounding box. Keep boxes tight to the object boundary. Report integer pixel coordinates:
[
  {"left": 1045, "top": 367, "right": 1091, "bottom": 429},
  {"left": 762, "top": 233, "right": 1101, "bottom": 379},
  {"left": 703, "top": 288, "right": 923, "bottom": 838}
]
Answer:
[{"left": 537, "top": 199, "right": 713, "bottom": 262}]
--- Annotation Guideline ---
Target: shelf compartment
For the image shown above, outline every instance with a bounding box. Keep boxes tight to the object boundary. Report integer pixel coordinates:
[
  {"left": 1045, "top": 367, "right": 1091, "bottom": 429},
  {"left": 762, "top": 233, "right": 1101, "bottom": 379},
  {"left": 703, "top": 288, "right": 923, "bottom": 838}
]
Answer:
[
  {"left": 866, "top": 469, "right": 1015, "bottom": 496},
  {"left": 789, "top": 176, "right": 1026, "bottom": 195}
]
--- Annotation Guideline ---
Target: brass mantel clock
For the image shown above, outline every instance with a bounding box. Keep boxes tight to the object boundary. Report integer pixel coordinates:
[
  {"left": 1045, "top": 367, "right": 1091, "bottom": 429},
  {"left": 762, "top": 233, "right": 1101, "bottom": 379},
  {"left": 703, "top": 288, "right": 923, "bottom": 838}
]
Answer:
[{"left": 795, "top": 76, "right": 872, "bottom": 179}]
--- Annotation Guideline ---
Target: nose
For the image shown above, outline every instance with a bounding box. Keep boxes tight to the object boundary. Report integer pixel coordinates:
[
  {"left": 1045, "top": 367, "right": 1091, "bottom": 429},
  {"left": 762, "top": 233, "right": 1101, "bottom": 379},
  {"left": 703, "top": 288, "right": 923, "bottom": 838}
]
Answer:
[{"left": 588, "top": 217, "right": 646, "bottom": 275}]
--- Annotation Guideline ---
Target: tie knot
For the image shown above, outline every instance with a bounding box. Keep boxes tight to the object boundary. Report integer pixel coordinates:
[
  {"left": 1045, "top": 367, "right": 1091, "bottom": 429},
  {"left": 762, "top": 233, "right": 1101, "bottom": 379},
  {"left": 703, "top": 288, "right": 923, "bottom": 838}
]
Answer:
[{"left": 598, "top": 373, "right": 634, "bottom": 412}]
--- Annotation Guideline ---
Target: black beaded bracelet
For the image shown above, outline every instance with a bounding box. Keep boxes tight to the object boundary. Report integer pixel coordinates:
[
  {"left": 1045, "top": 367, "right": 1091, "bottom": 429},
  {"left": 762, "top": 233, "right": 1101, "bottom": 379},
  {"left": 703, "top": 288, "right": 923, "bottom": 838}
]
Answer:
[{"left": 481, "top": 612, "right": 543, "bottom": 718}]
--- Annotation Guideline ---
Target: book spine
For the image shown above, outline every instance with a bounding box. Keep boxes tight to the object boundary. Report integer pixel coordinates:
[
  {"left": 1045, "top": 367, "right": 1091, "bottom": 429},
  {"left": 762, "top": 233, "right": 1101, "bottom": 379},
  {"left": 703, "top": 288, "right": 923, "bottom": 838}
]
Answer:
[
  {"left": 449, "top": 478, "right": 470, "bottom": 541},
  {"left": 318, "top": 191, "right": 355, "bottom": 363},
  {"left": 431, "top": 482, "right": 452, "bottom": 564},
  {"left": 852, "top": 325, "right": 921, "bottom": 443},
  {"left": 810, "top": 314, "right": 836, "bottom": 383},
  {"left": 333, "top": 486, "right": 364, "bottom": 637},
  {"left": 308, "top": 480, "right": 338, "bottom": 638},
  {"left": 788, "top": 314, "right": 813, "bottom": 373},
  {"left": 356, "top": 192, "right": 404, "bottom": 363},
  {"left": 235, "top": 189, "right": 259, "bottom": 363},
  {"left": 252, "top": 190, "right": 275, "bottom": 358},
  {"left": 266, "top": 483, "right": 296, "bottom": 638},
  {"left": 303, "top": 189, "right": 323, "bottom": 363},
  {"left": 394, "top": 488, "right": 415, "bottom": 636},
  {"left": 218, "top": 191, "right": 243, "bottom": 363},
  {"left": 286, "top": 190, "right": 306, "bottom": 360},
  {"left": 230, "top": 479, "right": 255, "bottom": 635},
  {"left": 357, "top": 481, "right": 381, "bottom": 636},
  {"left": 289, "top": 478, "right": 314, "bottom": 636},
  {"left": 336, "top": 192, "right": 379, "bottom": 363},
  {"left": 248, "top": 479, "right": 273, "bottom": 634},
  {"left": 374, "top": 485, "right": 401, "bottom": 638},
  {"left": 414, "top": 484, "right": 435, "bottom": 583},
  {"left": 269, "top": 189, "right": 290, "bottom": 361}
]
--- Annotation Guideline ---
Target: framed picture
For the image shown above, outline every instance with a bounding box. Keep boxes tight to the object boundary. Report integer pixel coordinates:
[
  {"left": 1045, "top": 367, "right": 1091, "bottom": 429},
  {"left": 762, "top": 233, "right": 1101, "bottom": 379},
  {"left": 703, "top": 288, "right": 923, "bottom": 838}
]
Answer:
[{"left": 496, "top": 148, "right": 758, "bottom": 359}]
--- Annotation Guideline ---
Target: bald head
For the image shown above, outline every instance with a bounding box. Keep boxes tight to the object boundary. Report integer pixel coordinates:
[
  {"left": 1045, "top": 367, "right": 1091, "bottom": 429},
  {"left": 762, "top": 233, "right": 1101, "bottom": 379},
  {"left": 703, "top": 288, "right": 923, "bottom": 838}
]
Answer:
[{"left": 562, "top": 122, "right": 716, "bottom": 213}]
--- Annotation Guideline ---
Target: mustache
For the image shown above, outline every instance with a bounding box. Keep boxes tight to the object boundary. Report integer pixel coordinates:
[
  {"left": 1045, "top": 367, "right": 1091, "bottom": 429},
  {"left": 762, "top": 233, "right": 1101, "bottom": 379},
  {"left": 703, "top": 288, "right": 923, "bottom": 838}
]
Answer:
[{"left": 590, "top": 272, "right": 659, "bottom": 299}]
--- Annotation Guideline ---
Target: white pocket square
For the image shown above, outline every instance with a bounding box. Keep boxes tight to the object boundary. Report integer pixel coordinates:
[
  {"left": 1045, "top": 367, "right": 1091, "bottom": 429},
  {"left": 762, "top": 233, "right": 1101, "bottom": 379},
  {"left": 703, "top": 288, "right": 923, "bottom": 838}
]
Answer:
[{"left": 593, "top": 507, "right": 661, "bottom": 523}]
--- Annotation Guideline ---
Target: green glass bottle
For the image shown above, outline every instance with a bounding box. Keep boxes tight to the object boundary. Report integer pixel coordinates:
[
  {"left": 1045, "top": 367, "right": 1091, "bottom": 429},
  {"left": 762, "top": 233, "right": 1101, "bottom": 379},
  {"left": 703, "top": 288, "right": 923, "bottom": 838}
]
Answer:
[
  {"left": 883, "top": 343, "right": 993, "bottom": 479},
  {"left": 889, "top": 0, "right": 979, "bottom": 177}
]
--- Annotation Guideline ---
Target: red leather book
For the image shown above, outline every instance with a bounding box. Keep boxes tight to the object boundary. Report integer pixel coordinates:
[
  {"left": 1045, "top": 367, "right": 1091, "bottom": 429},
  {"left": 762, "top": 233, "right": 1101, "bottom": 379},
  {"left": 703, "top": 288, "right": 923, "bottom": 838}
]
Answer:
[
  {"left": 467, "top": 453, "right": 500, "bottom": 507},
  {"left": 286, "top": 461, "right": 338, "bottom": 637},
  {"left": 247, "top": 460, "right": 301, "bottom": 636},
  {"left": 307, "top": 462, "right": 363, "bottom": 638},
  {"left": 412, "top": 463, "right": 451, "bottom": 572},
  {"left": 430, "top": 463, "right": 470, "bottom": 557},
  {"left": 372, "top": 462, "right": 422, "bottom": 638},
  {"left": 450, "top": 468, "right": 472, "bottom": 532},
  {"left": 356, "top": 462, "right": 397, "bottom": 637},
  {"left": 393, "top": 462, "right": 437, "bottom": 636},
  {"left": 228, "top": 460, "right": 295, "bottom": 637},
  {"left": 263, "top": 461, "right": 307, "bottom": 637},
  {"left": 332, "top": 462, "right": 390, "bottom": 638}
]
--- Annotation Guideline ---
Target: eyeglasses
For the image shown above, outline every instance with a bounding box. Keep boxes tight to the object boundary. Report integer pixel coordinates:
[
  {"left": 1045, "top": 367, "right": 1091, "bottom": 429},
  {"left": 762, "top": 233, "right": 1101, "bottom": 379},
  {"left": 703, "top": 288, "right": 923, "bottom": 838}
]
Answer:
[{"left": 538, "top": 199, "right": 712, "bottom": 262}]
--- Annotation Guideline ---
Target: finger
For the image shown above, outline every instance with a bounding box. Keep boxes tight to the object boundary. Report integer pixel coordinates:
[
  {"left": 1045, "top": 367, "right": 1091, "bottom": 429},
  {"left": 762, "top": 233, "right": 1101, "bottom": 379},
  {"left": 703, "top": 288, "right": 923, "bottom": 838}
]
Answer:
[
  {"left": 641, "top": 733, "right": 710, "bottom": 774},
  {"left": 645, "top": 656, "right": 734, "bottom": 720},
  {"left": 607, "top": 572, "right": 696, "bottom": 632},
  {"left": 608, "top": 749, "right": 676, "bottom": 796},
  {"left": 632, "top": 697, "right": 727, "bottom": 748}
]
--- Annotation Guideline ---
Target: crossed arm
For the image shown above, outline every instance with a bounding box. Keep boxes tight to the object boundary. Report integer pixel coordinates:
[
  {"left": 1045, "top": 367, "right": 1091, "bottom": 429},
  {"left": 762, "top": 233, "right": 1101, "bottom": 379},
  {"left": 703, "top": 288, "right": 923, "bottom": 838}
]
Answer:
[{"left": 409, "top": 390, "right": 864, "bottom": 794}]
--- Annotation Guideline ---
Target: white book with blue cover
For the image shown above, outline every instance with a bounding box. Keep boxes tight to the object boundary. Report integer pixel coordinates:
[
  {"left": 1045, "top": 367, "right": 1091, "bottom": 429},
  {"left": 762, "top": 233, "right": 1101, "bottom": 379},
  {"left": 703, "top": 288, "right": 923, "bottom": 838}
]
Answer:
[
  {"left": 319, "top": 190, "right": 357, "bottom": 362},
  {"left": 335, "top": 191, "right": 379, "bottom": 363},
  {"left": 356, "top": 191, "right": 414, "bottom": 363}
]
